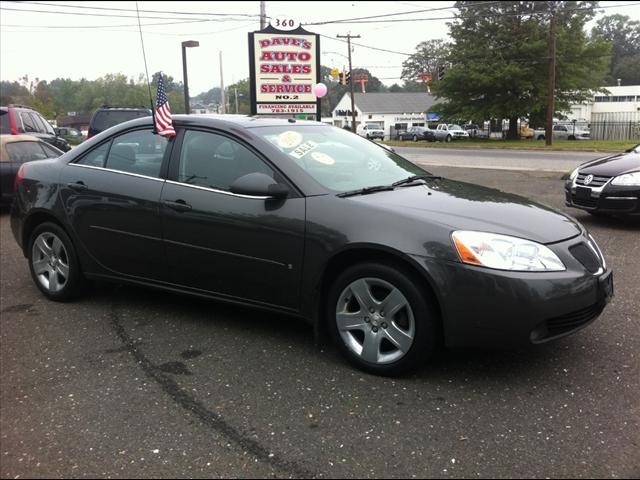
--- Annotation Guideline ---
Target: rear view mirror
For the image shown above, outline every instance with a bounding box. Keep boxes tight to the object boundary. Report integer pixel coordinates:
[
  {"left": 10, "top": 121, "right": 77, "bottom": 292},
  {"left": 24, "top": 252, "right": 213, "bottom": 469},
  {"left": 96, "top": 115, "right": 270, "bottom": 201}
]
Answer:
[{"left": 230, "top": 172, "right": 289, "bottom": 199}]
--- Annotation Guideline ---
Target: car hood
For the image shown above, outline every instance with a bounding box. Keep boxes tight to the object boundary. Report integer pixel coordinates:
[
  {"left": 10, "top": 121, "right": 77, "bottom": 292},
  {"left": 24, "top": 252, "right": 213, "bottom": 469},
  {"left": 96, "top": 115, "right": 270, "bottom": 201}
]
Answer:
[
  {"left": 351, "top": 179, "right": 582, "bottom": 244},
  {"left": 578, "top": 150, "right": 640, "bottom": 177}
]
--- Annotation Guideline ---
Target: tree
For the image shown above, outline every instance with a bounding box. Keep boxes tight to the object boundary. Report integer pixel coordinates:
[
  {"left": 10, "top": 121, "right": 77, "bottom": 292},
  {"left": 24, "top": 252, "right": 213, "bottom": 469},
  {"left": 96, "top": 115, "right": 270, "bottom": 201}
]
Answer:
[
  {"left": 592, "top": 14, "right": 640, "bottom": 85},
  {"left": 401, "top": 39, "right": 451, "bottom": 84},
  {"left": 0, "top": 81, "right": 29, "bottom": 105},
  {"left": 432, "top": 1, "right": 610, "bottom": 139}
]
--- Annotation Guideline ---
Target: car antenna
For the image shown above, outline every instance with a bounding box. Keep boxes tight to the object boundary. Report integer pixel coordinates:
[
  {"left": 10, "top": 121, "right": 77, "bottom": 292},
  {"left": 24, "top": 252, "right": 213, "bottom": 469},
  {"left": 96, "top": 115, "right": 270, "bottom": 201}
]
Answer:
[{"left": 135, "top": 1, "right": 157, "bottom": 134}]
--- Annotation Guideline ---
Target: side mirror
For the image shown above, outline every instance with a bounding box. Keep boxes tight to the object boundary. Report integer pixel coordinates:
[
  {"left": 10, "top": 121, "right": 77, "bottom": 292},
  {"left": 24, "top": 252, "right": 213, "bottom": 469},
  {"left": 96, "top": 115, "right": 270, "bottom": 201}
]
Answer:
[{"left": 230, "top": 172, "right": 289, "bottom": 199}]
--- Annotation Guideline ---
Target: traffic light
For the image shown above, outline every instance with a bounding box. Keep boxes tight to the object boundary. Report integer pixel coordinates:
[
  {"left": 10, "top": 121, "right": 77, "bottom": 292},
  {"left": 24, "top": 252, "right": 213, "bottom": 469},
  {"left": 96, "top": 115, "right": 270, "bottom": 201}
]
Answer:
[
  {"left": 437, "top": 64, "right": 446, "bottom": 81},
  {"left": 339, "top": 71, "right": 351, "bottom": 85}
]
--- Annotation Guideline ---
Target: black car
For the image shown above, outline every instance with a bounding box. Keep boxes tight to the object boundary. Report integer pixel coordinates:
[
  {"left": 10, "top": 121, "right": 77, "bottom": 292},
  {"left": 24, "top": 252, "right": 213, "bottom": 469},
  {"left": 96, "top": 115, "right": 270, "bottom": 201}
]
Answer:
[
  {"left": 10, "top": 116, "right": 613, "bottom": 376},
  {"left": 565, "top": 144, "right": 640, "bottom": 215},
  {"left": 88, "top": 106, "right": 152, "bottom": 138},
  {"left": 397, "top": 126, "right": 435, "bottom": 142},
  {"left": 1, "top": 105, "right": 71, "bottom": 152}
]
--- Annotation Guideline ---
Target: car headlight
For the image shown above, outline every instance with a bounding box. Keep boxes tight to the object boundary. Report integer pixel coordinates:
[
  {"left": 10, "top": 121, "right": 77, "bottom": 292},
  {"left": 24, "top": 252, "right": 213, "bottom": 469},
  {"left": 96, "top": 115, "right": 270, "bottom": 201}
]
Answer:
[
  {"left": 569, "top": 168, "right": 580, "bottom": 181},
  {"left": 611, "top": 172, "right": 640, "bottom": 186},
  {"left": 451, "top": 231, "right": 566, "bottom": 272}
]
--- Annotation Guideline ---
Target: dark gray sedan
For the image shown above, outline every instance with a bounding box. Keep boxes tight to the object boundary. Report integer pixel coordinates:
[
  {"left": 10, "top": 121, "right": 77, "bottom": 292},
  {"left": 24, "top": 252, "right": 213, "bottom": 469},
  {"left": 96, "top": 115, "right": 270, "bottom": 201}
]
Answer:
[{"left": 10, "top": 116, "right": 613, "bottom": 376}]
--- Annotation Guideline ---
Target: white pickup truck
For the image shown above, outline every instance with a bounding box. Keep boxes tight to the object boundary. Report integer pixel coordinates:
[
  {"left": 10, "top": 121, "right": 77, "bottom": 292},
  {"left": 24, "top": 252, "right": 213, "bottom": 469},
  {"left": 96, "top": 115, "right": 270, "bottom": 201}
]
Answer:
[
  {"left": 534, "top": 124, "right": 591, "bottom": 140},
  {"left": 357, "top": 123, "right": 385, "bottom": 140},
  {"left": 433, "top": 124, "right": 470, "bottom": 142}
]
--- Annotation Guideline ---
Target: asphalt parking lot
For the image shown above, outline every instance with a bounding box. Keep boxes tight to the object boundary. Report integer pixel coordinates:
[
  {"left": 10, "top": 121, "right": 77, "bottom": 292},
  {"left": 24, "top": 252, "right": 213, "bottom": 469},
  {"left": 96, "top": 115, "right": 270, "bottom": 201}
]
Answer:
[{"left": 1, "top": 166, "right": 639, "bottom": 479}]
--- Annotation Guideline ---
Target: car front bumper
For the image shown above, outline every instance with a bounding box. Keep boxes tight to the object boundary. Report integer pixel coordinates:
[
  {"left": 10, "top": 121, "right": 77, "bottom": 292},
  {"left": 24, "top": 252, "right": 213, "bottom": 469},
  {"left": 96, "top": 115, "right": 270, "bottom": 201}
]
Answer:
[
  {"left": 410, "top": 234, "right": 612, "bottom": 348},
  {"left": 565, "top": 181, "right": 640, "bottom": 214}
]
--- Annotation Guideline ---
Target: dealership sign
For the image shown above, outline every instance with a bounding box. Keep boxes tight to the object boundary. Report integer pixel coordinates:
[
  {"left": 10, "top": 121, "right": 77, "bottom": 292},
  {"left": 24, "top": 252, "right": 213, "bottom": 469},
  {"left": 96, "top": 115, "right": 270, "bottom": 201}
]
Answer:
[{"left": 249, "top": 23, "right": 321, "bottom": 116}]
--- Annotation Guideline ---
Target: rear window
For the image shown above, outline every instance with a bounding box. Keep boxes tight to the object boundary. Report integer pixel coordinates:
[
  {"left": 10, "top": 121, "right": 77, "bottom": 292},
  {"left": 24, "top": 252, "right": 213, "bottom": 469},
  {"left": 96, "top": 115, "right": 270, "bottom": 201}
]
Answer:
[
  {"left": 0, "top": 110, "right": 10, "bottom": 134},
  {"left": 91, "top": 110, "right": 151, "bottom": 131},
  {"left": 5, "top": 141, "right": 49, "bottom": 163}
]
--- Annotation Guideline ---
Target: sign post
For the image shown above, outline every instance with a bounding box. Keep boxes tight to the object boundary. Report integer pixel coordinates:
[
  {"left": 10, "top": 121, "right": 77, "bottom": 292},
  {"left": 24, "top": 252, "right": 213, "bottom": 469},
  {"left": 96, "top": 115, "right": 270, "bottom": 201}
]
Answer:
[{"left": 249, "top": 21, "right": 321, "bottom": 118}]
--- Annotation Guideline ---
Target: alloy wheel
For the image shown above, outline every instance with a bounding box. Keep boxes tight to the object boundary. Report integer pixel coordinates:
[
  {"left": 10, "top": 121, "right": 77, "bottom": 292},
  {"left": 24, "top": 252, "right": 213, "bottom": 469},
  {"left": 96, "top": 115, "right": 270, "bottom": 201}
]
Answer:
[
  {"left": 336, "top": 277, "right": 415, "bottom": 364},
  {"left": 31, "top": 232, "right": 70, "bottom": 293}
]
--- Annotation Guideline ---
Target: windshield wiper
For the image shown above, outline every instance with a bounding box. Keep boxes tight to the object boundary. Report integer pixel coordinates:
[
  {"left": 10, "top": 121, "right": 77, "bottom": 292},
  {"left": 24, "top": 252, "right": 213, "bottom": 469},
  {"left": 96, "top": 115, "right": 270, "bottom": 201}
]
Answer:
[
  {"left": 392, "top": 174, "right": 443, "bottom": 187},
  {"left": 337, "top": 185, "right": 395, "bottom": 198}
]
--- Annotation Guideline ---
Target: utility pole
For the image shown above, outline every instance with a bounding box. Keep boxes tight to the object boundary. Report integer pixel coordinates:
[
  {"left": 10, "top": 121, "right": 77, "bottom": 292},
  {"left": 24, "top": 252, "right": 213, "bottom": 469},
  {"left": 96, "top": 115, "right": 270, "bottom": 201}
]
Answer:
[
  {"left": 260, "top": 1, "right": 267, "bottom": 29},
  {"left": 219, "top": 51, "right": 225, "bottom": 114},
  {"left": 337, "top": 33, "right": 360, "bottom": 133},
  {"left": 545, "top": 2, "right": 556, "bottom": 146},
  {"left": 235, "top": 87, "right": 239, "bottom": 114}
]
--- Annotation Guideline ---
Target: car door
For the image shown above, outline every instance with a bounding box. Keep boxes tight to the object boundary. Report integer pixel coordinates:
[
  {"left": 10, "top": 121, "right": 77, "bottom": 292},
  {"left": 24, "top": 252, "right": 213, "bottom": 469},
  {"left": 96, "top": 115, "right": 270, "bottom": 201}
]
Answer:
[
  {"left": 59, "top": 128, "right": 172, "bottom": 281},
  {"left": 160, "top": 128, "right": 305, "bottom": 310}
]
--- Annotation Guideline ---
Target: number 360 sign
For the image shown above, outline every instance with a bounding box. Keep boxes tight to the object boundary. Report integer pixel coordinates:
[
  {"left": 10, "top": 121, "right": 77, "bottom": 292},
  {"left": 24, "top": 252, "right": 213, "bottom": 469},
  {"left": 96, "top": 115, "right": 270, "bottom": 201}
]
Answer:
[{"left": 270, "top": 18, "right": 300, "bottom": 31}]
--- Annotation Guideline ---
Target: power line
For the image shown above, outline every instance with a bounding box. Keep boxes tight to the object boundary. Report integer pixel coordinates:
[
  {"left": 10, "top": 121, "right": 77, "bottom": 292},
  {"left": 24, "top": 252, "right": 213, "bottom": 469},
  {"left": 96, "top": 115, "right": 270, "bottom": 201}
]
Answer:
[
  {"left": 0, "top": 18, "right": 213, "bottom": 29},
  {"left": 310, "top": 1, "right": 640, "bottom": 24},
  {"left": 5, "top": 1, "right": 264, "bottom": 19},
  {"left": 305, "top": 2, "right": 502, "bottom": 26}
]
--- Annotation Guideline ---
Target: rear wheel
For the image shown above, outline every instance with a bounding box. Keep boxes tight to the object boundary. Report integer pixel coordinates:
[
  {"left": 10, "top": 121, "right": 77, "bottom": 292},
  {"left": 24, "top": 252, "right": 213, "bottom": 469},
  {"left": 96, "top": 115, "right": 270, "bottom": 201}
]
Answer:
[
  {"left": 28, "top": 222, "right": 85, "bottom": 302},
  {"left": 446, "top": 135, "right": 452, "bottom": 143},
  {"left": 537, "top": 135, "right": 545, "bottom": 140},
  {"left": 413, "top": 135, "right": 418, "bottom": 142},
  {"left": 328, "top": 262, "right": 438, "bottom": 376}
]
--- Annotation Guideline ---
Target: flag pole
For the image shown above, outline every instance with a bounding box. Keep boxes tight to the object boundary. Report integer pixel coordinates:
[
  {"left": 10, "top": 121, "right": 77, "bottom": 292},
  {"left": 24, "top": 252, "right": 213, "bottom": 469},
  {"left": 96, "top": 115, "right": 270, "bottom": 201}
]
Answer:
[{"left": 136, "top": 1, "right": 157, "bottom": 133}]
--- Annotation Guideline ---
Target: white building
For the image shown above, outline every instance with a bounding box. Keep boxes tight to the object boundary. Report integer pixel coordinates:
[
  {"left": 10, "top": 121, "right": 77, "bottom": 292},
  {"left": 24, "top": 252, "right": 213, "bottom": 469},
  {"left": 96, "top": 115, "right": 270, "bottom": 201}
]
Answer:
[
  {"left": 331, "top": 92, "right": 438, "bottom": 139},
  {"left": 568, "top": 85, "right": 640, "bottom": 122}
]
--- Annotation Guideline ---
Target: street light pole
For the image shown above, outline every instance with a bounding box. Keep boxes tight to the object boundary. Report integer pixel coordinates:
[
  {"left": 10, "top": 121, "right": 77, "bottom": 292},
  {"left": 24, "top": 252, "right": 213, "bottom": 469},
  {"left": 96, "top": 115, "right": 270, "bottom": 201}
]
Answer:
[
  {"left": 181, "top": 40, "right": 199, "bottom": 115},
  {"left": 235, "top": 88, "right": 239, "bottom": 114}
]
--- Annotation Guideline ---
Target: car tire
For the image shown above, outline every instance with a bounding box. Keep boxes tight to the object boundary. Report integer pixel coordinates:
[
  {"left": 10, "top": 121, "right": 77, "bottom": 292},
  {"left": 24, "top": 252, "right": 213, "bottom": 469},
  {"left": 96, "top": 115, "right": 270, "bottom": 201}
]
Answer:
[
  {"left": 28, "top": 222, "right": 85, "bottom": 302},
  {"left": 568, "top": 135, "right": 576, "bottom": 141},
  {"left": 413, "top": 135, "right": 418, "bottom": 142},
  {"left": 327, "top": 261, "right": 439, "bottom": 376},
  {"left": 537, "top": 135, "right": 545, "bottom": 140},
  {"left": 446, "top": 135, "right": 452, "bottom": 143}
]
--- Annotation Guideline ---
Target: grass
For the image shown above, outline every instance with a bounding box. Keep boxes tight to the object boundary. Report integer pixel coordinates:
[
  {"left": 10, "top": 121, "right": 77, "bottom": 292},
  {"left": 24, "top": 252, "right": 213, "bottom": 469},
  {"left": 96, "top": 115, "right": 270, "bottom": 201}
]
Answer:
[{"left": 382, "top": 138, "right": 639, "bottom": 153}]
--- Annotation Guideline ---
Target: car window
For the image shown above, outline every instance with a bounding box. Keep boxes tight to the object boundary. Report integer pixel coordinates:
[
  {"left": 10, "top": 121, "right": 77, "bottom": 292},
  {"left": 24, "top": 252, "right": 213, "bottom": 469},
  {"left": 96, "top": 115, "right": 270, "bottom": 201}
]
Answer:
[
  {"left": 29, "top": 113, "right": 48, "bottom": 134},
  {"left": 40, "top": 142, "right": 63, "bottom": 158},
  {"left": 91, "top": 110, "right": 151, "bottom": 132},
  {"left": 177, "top": 130, "right": 273, "bottom": 191},
  {"left": 35, "top": 114, "right": 56, "bottom": 135},
  {"left": 554, "top": 125, "right": 566, "bottom": 131},
  {"left": 19, "top": 112, "right": 38, "bottom": 133},
  {"left": 104, "top": 129, "right": 168, "bottom": 178},
  {"left": 5, "top": 141, "right": 48, "bottom": 163},
  {"left": 0, "top": 110, "right": 10, "bottom": 134},
  {"left": 76, "top": 142, "right": 110, "bottom": 167},
  {"left": 255, "top": 125, "right": 426, "bottom": 192}
]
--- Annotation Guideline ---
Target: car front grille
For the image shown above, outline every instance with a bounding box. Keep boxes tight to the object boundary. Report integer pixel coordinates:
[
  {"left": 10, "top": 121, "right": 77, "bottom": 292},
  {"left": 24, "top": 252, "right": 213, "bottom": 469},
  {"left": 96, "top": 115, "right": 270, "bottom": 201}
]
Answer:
[
  {"left": 569, "top": 242, "right": 602, "bottom": 273},
  {"left": 576, "top": 174, "right": 611, "bottom": 187},
  {"left": 544, "top": 303, "right": 604, "bottom": 338},
  {"left": 571, "top": 195, "right": 599, "bottom": 208}
]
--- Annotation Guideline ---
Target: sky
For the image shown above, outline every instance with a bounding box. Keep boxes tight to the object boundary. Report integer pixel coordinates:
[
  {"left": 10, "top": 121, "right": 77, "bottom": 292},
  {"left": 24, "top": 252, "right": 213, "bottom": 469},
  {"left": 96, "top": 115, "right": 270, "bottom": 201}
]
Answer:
[{"left": 1, "top": 0, "right": 639, "bottom": 96}]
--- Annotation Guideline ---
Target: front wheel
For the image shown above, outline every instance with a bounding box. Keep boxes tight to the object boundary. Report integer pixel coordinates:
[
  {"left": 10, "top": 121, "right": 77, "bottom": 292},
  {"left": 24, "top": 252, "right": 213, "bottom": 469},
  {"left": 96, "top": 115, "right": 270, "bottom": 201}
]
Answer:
[
  {"left": 328, "top": 262, "right": 438, "bottom": 376},
  {"left": 28, "top": 222, "right": 85, "bottom": 302}
]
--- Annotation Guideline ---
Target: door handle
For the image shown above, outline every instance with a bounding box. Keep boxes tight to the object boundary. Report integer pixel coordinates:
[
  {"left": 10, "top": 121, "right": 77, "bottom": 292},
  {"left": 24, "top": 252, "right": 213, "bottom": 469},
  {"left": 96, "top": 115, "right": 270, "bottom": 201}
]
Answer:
[
  {"left": 162, "top": 199, "right": 192, "bottom": 212},
  {"left": 67, "top": 181, "right": 88, "bottom": 191}
]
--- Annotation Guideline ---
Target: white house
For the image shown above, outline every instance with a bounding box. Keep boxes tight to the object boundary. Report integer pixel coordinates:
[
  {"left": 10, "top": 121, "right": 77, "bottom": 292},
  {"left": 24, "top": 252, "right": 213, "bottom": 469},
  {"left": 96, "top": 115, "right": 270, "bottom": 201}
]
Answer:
[{"left": 331, "top": 92, "right": 438, "bottom": 139}]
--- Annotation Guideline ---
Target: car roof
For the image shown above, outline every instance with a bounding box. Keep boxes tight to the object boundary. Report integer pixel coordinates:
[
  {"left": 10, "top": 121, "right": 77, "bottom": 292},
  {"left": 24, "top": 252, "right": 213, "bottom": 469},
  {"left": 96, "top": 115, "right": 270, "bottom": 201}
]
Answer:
[{"left": 0, "top": 134, "right": 40, "bottom": 145}]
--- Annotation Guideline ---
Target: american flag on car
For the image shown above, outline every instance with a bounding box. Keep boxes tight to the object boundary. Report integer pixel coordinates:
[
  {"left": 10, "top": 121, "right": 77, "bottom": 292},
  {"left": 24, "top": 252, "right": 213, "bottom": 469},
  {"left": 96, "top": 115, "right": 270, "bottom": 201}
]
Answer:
[{"left": 155, "top": 74, "right": 176, "bottom": 137}]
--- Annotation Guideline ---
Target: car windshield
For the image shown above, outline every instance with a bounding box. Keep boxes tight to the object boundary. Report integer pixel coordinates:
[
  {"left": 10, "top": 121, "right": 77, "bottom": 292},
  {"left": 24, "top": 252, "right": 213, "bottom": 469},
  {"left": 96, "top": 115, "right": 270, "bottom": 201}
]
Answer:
[
  {"left": 92, "top": 110, "right": 150, "bottom": 131},
  {"left": 448, "top": 124, "right": 463, "bottom": 130},
  {"left": 254, "top": 125, "right": 427, "bottom": 192},
  {"left": 367, "top": 123, "right": 382, "bottom": 129}
]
